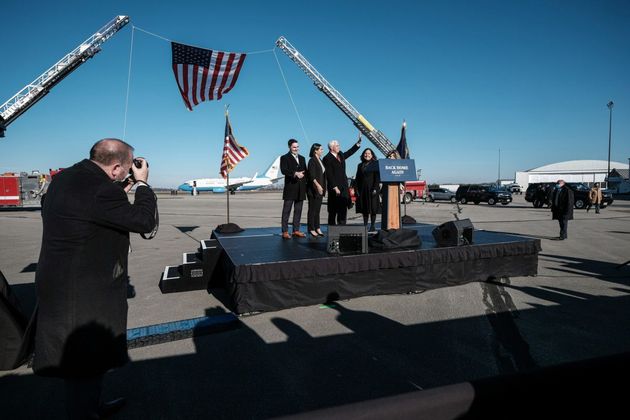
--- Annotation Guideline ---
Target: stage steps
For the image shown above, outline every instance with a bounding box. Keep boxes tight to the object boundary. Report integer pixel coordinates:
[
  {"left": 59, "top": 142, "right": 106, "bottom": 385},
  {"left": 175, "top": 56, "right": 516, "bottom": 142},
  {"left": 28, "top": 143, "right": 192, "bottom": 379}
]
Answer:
[{"left": 159, "top": 239, "right": 222, "bottom": 293}]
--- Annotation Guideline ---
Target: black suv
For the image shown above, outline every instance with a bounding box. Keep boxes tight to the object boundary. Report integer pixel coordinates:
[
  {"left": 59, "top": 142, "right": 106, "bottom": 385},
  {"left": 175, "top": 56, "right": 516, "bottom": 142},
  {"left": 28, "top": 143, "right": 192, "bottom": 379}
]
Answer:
[
  {"left": 525, "top": 182, "right": 614, "bottom": 209},
  {"left": 524, "top": 182, "right": 554, "bottom": 208},
  {"left": 455, "top": 184, "right": 512, "bottom": 205}
]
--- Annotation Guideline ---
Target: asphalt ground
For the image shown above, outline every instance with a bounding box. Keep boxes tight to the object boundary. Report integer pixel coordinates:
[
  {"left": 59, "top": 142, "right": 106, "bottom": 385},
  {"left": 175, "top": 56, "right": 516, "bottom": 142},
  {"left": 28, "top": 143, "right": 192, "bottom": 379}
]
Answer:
[{"left": 1, "top": 192, "right": 629, "bottom": 419}]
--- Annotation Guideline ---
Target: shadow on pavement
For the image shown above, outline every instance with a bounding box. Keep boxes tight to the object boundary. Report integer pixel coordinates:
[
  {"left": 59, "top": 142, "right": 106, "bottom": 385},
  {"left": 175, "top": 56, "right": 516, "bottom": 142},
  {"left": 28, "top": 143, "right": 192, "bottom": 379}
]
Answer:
[{"left": 2, "top": 254, "right": 630, "bottom": 419}]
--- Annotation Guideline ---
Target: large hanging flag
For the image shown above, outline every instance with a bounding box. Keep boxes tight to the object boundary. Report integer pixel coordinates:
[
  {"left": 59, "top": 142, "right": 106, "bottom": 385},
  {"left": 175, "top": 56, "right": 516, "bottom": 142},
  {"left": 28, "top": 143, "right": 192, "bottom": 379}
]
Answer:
[
  {"left": 220, "top": 113, "right": 249, "bottom": 179},
  {"left": 171, "top": 42, "right": 247, "bottom": 110},
  {"left": 396, "top": 120, "right": 410, "bottom": 159}
]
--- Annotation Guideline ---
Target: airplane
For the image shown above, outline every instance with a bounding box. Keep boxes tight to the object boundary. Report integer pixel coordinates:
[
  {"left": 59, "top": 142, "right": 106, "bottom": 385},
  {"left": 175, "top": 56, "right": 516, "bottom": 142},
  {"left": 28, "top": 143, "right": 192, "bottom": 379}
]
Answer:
[{"left": 178, "top": 156, "right": 282, "bottom": 193}]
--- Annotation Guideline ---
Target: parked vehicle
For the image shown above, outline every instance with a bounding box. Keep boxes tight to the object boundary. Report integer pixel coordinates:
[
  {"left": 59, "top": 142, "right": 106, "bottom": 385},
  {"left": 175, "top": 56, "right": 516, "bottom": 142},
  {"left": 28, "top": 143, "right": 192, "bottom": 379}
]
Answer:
[
  {"left": 505, "top": 183, "right": 522, "bottom": 194},
  {"left": 348, "top": 179, "right": 427, "bottom": 204},
  {"left": 426, "top": 187, "right": 457, "bottom": 203},
  {"left": 525, "top": 183, "right": 554, "bottom": 208},
  {"left": 455, "top": 184, "right": 512, "bottom": 205},
  {"left": 568, "top": 183, "right": 614, "bottom": 209},
  {"left": 0, "top": 169, "right": 61, "bottom": 208},
  {"left": 402, "top": 181, "right": 427, "bottom": 204},
  {"left": 525, "top": 182, "right": 614, "bottom": 209}
]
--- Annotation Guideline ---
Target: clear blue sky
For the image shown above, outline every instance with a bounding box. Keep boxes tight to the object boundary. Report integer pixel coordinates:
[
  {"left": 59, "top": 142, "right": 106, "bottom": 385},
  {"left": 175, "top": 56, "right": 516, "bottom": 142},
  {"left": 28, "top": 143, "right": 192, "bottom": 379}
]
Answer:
[{"left": 2, "top": 0, "right": 629, "bottom": 187}]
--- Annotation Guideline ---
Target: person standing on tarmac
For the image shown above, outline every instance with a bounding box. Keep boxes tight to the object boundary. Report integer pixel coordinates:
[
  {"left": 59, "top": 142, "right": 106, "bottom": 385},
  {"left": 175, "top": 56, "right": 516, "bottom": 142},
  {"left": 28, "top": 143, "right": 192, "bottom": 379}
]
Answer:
[{"left": 33, "top": 138, "right": 157, "bottom": 419}]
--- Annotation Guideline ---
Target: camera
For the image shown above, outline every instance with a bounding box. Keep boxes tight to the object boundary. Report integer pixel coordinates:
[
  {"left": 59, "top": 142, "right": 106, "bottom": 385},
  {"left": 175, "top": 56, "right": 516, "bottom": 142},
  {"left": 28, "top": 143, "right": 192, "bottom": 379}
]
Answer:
[{"left": 128, "top": 158, "right": 147, "bottom": 180}]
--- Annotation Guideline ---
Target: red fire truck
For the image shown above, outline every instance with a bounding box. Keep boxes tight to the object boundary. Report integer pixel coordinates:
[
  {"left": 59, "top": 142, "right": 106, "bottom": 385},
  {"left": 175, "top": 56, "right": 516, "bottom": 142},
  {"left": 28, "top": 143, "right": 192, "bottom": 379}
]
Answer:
[
  {"left": 348, "top": 179, "right": 427, "bottom": 204},
  {"left": 401, "top": 180, "right": 427, "bottom": 204},
  {"left": 0, "top": 169, "right": 61, "bottom": 208}
]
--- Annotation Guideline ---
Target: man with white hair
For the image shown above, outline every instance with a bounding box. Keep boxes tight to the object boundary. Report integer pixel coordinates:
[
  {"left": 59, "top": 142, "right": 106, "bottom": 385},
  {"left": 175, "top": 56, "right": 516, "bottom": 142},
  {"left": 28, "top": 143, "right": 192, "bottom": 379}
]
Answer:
[
  {"left": 550, "top": 179, "right": 574, "bottom": 240},
  {"left": 322, "top": 136, "right": 361, "bottom": 225}
]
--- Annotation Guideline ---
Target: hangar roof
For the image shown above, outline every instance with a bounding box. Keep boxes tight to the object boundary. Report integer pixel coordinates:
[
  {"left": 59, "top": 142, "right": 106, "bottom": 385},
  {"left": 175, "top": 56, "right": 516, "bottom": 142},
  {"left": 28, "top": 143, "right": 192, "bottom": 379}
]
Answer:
[{"left": 526, "top": 159, "right": 628, "bottom": 173}]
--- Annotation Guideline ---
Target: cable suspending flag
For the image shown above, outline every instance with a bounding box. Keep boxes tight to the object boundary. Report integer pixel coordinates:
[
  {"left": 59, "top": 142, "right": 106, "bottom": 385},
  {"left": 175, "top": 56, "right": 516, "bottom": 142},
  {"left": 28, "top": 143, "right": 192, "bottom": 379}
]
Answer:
[
  {"left": 220, "top": 113, "right": 249, "bottom": 179},
  {"left": 171, "top": 42, "right": 246, "bottom": 110}
]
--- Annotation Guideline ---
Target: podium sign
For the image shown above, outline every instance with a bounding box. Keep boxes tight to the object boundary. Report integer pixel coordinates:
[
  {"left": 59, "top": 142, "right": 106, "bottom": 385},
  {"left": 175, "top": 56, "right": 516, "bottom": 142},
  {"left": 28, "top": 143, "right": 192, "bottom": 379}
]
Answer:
[
  {"left": 378, "top": 160, "right": 417, "bottom": 183},
  {"left": 378, "top": 159, "right": 417, "bottom": 230}
]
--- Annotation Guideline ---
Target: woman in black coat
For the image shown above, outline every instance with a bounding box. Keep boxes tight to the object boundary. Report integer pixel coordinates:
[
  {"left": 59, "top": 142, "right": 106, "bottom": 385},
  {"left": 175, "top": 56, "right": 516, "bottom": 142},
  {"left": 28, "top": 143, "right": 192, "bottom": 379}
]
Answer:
[
  {"left": 355, "top": 148, "right": 381, "bottom": 232},
  {"left": 307, "top": 143, "right": 326, "bottom": 237}
]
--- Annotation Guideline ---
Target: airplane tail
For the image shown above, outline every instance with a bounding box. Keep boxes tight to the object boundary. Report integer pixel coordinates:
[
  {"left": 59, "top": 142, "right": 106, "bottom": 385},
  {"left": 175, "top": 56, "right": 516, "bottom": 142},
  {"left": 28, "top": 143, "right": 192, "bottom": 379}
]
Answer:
[{"left": 261, "top": 156, "right": 281, "bottom": 179}]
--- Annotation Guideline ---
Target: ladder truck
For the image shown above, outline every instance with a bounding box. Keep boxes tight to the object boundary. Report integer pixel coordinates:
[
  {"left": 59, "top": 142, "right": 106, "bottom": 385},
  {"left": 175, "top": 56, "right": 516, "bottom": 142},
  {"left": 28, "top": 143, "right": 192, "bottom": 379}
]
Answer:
[
  {"left": 0, "top": 15, "right": 130, "bottom": 138},
  {"left": 275, "top": 36, "right": 398, "bottom": 158}
]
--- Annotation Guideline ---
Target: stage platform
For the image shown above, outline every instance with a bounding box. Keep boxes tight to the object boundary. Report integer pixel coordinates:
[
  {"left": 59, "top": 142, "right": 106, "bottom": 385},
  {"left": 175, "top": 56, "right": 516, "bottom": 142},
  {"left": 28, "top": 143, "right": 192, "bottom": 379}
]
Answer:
[{"left": 211, "top": 224, "right": 541, "bottom": 314}]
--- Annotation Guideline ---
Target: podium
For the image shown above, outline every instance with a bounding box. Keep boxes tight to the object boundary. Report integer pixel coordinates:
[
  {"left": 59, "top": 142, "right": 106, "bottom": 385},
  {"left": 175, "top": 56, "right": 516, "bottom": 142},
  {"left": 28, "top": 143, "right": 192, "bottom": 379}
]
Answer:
[{"left": 379, "top": 159, "right": 417, "bottom": 230}]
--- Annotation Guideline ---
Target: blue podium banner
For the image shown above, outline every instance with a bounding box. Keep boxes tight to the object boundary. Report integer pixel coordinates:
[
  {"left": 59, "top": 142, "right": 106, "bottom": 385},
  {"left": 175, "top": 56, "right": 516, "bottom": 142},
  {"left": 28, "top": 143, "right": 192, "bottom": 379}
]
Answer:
[{"left": 378, "top": 159, "right": 417, "bottom": 182}]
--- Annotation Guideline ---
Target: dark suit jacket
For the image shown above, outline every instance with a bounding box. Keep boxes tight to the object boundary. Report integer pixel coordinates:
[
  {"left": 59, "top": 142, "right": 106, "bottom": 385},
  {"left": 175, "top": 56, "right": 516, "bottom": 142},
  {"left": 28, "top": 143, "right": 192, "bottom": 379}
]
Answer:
[
  {"left": 551, "top": 185, "right": 574, "bottom": 220},
  {"left": 322, "top": 142, "right": 361, "bottom": 195},
  {"left": 34, "top": 159, "right": 157, "bottom": 378},
  {"left": 307, "top": 157, "right": 326, "bottom": 198},
  {"left": 280, "top": 152, "right": 307, "bottom": 201}
]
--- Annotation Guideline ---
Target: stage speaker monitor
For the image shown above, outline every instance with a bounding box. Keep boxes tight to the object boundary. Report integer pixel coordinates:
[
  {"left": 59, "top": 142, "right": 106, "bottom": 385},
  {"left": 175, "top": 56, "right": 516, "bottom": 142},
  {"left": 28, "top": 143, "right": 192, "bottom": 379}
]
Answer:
[
  {"left": 327, "top": 225, "right": 368, "bottom": 254},
  {"left": 432, "top": 218, "right": 474, "bottom": 247}
]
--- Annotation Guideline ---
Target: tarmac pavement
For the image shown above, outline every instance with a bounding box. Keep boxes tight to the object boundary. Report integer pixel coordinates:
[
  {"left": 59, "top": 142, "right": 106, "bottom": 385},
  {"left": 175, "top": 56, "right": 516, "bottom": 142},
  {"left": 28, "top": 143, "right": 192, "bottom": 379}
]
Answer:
[{"left": 1, "top": 192, "right": 629, "bottom": 419}]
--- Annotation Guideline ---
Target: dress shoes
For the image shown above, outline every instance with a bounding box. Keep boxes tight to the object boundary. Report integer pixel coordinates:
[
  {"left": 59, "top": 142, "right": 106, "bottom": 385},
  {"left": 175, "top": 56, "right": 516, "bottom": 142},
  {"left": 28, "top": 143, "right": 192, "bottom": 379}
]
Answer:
[
  {"left": 282, "top": 231, "right": 291, "bottom": 239},
  {"left": 309, "top": 230, "right": 319, "bottom": 238},
  {"left": 97, "top": 397, "right": 127, "bottom": 418},
  {"left": 317, "top": 230, "right": 325, "bottom": 237},
  {"left": 292, "top": 231, "right": 306, "bottom": 238}
]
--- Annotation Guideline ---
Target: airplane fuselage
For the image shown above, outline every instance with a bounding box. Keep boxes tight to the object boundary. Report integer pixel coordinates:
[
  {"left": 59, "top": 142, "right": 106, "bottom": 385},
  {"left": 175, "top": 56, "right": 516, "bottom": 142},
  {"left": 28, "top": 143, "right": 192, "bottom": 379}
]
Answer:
[{"left": 178, "top": 177, "right": 273, "bottom": 193}]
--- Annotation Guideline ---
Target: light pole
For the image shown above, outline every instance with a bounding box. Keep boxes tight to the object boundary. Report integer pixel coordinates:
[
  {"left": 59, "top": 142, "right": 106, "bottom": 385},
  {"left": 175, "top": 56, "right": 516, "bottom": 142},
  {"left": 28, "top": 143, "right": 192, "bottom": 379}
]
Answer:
[
  {"left": 606, "top": 101, "right": 614, "bottom": 188},
  {"left": 497, "top": 148, "right": 501, "bottom": 186}
]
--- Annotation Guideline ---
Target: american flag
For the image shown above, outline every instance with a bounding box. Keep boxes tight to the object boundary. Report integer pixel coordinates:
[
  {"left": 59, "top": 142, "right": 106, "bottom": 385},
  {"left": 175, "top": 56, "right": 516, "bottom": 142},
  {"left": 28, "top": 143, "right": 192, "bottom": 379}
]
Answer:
[
  {"left": 220, "top": 113, "right": 249, "bottom": 179},
  {"left": 171, "top": 42, "right": 246, "bottom": 110}
]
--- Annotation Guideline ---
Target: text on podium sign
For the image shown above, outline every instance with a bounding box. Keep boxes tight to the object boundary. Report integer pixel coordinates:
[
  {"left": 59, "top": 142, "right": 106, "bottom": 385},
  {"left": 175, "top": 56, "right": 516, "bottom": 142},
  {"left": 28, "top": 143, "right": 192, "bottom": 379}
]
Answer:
[{"left": 378, "top": 159, "right": 417, "bottom": 182}]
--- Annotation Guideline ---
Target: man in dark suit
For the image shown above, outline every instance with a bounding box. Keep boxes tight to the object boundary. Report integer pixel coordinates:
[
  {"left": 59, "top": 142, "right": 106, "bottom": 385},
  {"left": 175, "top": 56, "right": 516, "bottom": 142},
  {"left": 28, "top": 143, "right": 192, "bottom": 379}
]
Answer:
[
  {"left": 33, "top": 138, "right": 157, "bottom": 419},
  {"left": 280, "top": 139, "right": 307, "bottom": 238},
  {"left": 551, "top": 179, "right": 574, "bottom": 240},
  {"left": 322, "top": 137, "right": 361, "bottom": 225}
]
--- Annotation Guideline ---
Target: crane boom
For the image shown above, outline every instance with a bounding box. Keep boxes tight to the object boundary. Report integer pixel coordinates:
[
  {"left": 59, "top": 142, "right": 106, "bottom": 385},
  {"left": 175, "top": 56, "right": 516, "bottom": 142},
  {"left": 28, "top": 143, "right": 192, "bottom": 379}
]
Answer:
[
  {"left": 275, "top": 36, "right": 397, "bottom": 157},
  {"left": 0, "top": 15, "right": 130, "bottom": 138}
]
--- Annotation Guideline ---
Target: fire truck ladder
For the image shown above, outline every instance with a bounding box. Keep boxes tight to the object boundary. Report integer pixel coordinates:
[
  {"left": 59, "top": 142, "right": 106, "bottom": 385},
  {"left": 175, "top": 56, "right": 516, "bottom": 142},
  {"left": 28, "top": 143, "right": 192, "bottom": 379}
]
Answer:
[
  {"left": 0, "top": 15, "right": 130, "bottom": 138},
  {"left": 275, "top": 36, "right": 397, "bottom": 157}
]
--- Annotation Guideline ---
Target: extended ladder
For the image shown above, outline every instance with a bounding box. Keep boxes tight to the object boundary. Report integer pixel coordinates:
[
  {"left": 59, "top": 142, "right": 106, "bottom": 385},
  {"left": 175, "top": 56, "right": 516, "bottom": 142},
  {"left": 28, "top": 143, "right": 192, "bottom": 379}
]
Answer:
[
  {"left": 0, "top": 15, "right": 130, "bottom": 138},
  {"left": 275, "top": 36, "right": 397, "bottom": 157}
]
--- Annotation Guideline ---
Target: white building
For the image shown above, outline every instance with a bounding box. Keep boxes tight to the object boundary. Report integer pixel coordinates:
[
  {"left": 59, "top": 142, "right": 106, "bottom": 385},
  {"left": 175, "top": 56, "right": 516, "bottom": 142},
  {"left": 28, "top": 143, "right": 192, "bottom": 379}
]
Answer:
[{"left": 515, "top": 160, "right": 628, "bottom": 191}]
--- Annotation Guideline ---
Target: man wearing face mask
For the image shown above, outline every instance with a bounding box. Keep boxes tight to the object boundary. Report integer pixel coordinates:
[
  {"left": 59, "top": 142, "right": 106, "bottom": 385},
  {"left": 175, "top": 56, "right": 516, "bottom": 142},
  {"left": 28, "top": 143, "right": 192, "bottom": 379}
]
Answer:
[
  {"left": 550, "top": 179, "right": 574, "bottom": 240},
  {"left": 33, "top": 138, "right": 157, "bottom": 419}
]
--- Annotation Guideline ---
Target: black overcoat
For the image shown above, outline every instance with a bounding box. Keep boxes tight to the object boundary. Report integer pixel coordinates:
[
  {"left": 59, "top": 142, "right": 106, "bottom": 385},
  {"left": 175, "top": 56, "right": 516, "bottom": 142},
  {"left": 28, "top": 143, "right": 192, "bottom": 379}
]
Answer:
[
  {"left": 33, "top": 159, "right": 157, "bottom": 378},
  {"left": 551, "top": 186, "right": 574, "bottom": 220},
  {"left": 307, "top": 157, "right": 326, "bottom": 198},
  {"left": 322, "top": 143, "right": 360, "bottom": 198},
  {"left": 355, "top": 160, "right": 381, "bottom": 214},
  {"left": 280, "top": 152, "right": 307, "bottom": 201}
]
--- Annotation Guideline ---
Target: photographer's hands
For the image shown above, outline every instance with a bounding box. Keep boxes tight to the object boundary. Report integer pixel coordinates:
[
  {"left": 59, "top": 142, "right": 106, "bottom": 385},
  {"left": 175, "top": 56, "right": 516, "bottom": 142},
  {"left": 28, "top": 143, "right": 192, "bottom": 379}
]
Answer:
[{"left": 131, "top": 158, "right": 149, "bottom": 184}]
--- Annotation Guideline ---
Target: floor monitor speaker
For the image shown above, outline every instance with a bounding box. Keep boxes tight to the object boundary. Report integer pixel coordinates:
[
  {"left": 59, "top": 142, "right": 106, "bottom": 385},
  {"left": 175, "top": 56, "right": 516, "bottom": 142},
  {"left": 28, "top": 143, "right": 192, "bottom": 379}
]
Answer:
[
  {"left": 327, "top": 225, "right": 368, "bottom": 254},
  {"left": 432, "top": 218, "right": 474, "bottom": 247}
]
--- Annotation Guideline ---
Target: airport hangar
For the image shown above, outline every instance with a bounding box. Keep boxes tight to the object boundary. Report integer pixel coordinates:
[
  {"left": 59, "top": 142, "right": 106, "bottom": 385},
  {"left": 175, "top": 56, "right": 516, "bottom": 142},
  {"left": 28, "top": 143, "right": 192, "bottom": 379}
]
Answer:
[{"left": 514, "top": 159, "right": 629, "bottom": 191}]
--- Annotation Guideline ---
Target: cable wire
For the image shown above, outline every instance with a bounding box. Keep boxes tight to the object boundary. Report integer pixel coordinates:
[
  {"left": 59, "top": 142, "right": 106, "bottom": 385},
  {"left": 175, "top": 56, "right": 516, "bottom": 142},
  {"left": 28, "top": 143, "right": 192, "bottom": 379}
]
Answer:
[
  {"left": 273, "top": 48, "right": 309, "bottom": 143},
  {"left": 123, "top": 26, "right": 135, "bottom": 140}
]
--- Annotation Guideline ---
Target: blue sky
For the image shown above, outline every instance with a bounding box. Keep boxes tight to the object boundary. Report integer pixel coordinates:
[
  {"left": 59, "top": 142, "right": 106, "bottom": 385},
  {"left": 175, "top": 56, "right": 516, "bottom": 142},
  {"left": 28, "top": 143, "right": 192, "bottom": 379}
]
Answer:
[{"left": 1, "top": 0, "right": 628, "bottom": 187}]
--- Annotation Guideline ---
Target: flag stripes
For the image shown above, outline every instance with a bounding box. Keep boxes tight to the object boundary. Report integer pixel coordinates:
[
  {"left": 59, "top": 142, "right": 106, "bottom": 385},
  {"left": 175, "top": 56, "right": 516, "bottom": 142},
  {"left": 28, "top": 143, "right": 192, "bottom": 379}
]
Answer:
[
  {"left": 220, "top": 114, "right": 249, "bottom": 179},
  {"left": 172, "top": 42, "right": 246, "bottom": 110}
]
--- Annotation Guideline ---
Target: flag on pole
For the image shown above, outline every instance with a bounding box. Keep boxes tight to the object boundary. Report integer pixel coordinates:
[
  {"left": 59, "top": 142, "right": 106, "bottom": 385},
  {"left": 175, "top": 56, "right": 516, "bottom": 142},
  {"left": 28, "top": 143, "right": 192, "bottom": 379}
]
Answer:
[
  {"left": 220, "top": 113, "right": 249, "bottom": 179},
  {"left": 396, "top": 120, "right": 410, "bottom": 159},
  {"left": 171, "top": 42, "right": 247, "bottom": 110}
]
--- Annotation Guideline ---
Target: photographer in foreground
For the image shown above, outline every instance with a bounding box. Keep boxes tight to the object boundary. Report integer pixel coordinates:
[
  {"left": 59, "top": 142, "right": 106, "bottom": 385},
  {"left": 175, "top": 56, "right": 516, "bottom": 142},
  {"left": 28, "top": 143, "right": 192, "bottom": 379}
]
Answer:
[{"left": 33, "top": 138, "right": 157, "bottom": 419}]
